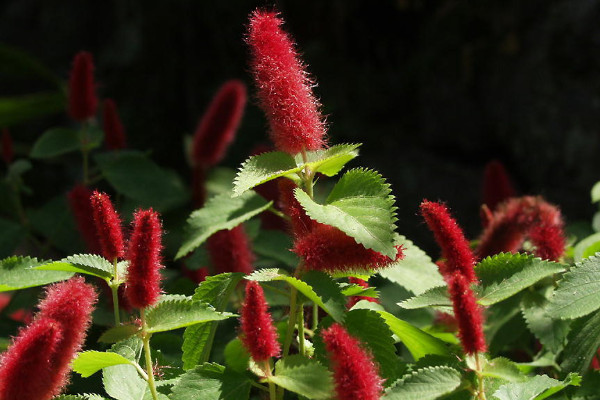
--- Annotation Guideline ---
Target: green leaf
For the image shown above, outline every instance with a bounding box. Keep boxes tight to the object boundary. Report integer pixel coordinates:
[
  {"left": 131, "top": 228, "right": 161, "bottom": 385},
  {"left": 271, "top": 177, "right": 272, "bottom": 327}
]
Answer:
[
  {"left": 548, "top": 254, "right": 600, "bottom": 319},
  {"left": 102, "top": 337, "right": 148, "bottom": 400},
  {"left": 224, "top": 338, "right": 250, "bottom": 373},
  {"left": 98, "top": 324, "right": 141, "bottom": 344},
  {"left": 341, "top": 283, "right": 379, "bottom": 298},
  {"left": 573, "top": 233, "right": 600, "bottom": 263},
  {"left": 145, "top": 298, "right": 235, "bottom": 333},
  {"left": 302, "top": 271, "right": 347, "bottom": 322},
  {"left": 0, "top": 91, "right": 65, "bottom": 127},
  {"left": 493, "top": 373, "right": 581, "bottom": 400},
  {"left": 560, "top": 310, "right": 600, "bottom": 374},
  {"left": 0, "top": 218, "right": 26, "bottom": 258},
  {"left": 294, "top": 143, "right": 361, "bottom": 177},
  {"left": 94, "top": 151, "right": 188, "bottom": 212},
  {"left": 592, "top": 181, "right": 600, "bottom": 203},
  {"left": 521, "top": 291, "right": 570, "bottom": 354},
  {"left": 176, "top": 191, "right": 271, "bottom": 259},
  {"left": 379, "top": 235, "right": 444, "bottom": 295},
  {"left": 247, "top": 269, "right": 346, "bottom": 322},
  {"left": 36, "top": 254, "right": 115, "bottom": 280},
  {"left": 482, "top": 357, "right": 527, "bottom": 382},
  {"left": 73, "top": 351, "right": 133, "bottom": 378},
  {"left": 295, "top": 168, "right": 397, "bottom": 258},
  {"left": 376, "top": 310, "right": 450, "bottom": 360},
  {"left": 252, "top": 229, "right": 299, "bottom": 268},
  {"left": 269, "top": 355, "right": 334, "bottom": 399},
  {"left": 475, "top": 253, "right": 565, "bottom": 306},
  {"left": 182, "top": 273, "right": 245, "bottom": 369},
  {"left": 0, "top": 256, "right": 73, "bottom": 291},
  {"left": 399, "top": 286, "right": 451, "bottom": 310},
  {"left": 382, "top": 366, "right": 462, "bottom": 400},
  {"left": 30, "top": 128, "right": 79, "bottom": 158},
  {"left": 170, "top": 363, "right": 251, "bottom": 400}
]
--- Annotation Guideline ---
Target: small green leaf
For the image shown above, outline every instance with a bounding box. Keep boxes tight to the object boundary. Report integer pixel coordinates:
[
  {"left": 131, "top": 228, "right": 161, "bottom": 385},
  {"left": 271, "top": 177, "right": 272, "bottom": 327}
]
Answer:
[
  {"left": 98, "top": 324, "right": 141, "bottom": 344},
  {"left": 73, "top": 351, "right": 133, "bottom": 378},
  {"left": 176, "top": 191, "right": 271, "bottom": 259},
  {"left": 269, "top": 355, "right": 334, "bottom": 399},
  {"left": 521, "top": 291, "right": 570, "bottom": 353},
  {"left": 560, "top": 310, "right": 600, "bottom": 374},
  {"left": 592, "top": 181, "right": 600, "bottom": 203},
  {"left": 382, "top": 366, "right": 462, "bottom": 400},
  {"left": 294, "top": 143, "right": 361, "bottom": 177},
  {"left": 0, "top": 256, "right": 73, "bottom": 292},
  {"left": 482, "top": 357, "right": 527, "bottom": 382},
  {"left": 145, "top": 298, "right": 235, "bottom": 333},
  {"left": 475, "top": 253, "right": 565, "bottom": 306},
  {"left": 30, "top": 128, "right": 81, "bottom": 158},
  {"left": 170, "top": 363, "right": 251, "bottom": 400},
  {"left": 0, "top": 91, "right": 65, "bottom": 127},
  {"left": 493, "top": 373, "right": 581, "bottom": 400},
  {"left": 295, "top": 168, "right": 397, "bottom": 258},
  {"left": 341, "top": 283, "right": 379, "bottom": 298},
  {"left": 36, "top": 254, "right": 114, "bottom": 280},
  {"left": 399, "top": 286, "right": 451, "bottom": 310}
]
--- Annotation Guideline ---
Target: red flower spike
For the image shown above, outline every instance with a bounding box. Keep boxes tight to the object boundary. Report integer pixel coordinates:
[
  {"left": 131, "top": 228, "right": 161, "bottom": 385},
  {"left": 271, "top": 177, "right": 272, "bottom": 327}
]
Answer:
[
  {"left": 278, "top": 179, "right": 315, "bottom": 237},
  {"left": 420, "top": 200, "right": 477, "bottom": 283},
  {"left": 192, "top": 80, "right": 247, "bottom": 168},
  {"left": 247, "top": 10, "right": 327, "bottom": 154},
  {"left": 293, "top": 223, "right": 403, "bottom": 273},
  {"left": 346, "top": 277, "right": 379, "bottom": 309},
  {"left": 90, "top": 191, "right": 125, "bottom": 261},
  {"left": 67, "top": 185, "right": 101, "bottom": 254},
  {"left": 482, "top": 160, "right": 516, "bottom": 211},
  {"left": 321, "top": 323, "right": 384, "bottom": 400},
  {"left": 125, "top": 209, "right": 164, "bottom": 309},
  {"left": 447, "top": 274, "right": 487, "bottom": 354},
  {"left": 207, "top": 225, "right": 255, "bottom": 275},
  {"left": 102, "top": 99, "right": 127, "bottom": 150},
  {"left": 2, "top": 128, "right": 14, "bottom": 165},
  {"left": 529, "top": 224, "right": 566, "bottom": 262},
  {"left": 0, "top": 318, "right": 64, "bottom": 400},
  {"left": 68, "top": 51, "right": 98, "bottom": 121},
  {"left": 239, "top": 281, "right": 280, "bottom": 362}
]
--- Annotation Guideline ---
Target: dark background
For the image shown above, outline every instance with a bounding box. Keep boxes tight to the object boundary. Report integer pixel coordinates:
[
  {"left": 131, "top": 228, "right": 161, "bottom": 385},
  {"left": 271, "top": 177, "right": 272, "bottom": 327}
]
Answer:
[{"left": 2, "top": 0, "right": 600, "bottom": 253}]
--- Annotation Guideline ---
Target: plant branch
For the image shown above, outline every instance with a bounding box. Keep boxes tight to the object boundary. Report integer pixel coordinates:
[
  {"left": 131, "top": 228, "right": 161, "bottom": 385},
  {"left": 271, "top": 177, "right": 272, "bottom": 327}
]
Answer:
[{"left": 141, "top": 309, "right": 160, "bottom": 400}]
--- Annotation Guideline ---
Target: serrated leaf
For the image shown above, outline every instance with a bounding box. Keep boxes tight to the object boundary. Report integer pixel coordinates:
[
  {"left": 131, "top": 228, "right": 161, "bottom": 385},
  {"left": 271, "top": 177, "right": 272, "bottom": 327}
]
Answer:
[
  {"left": 376, "top": 310, "right": 450, "bottom": 360},
  {"left": 295, "top": 168, "right": 397, "bottom": 258},
  {"left": 269, "top": 355, "right": 333, "bottom": 399},
  {"left": 247, "top": 269, "right": 346, "bottom": 322},
  {"left": 36, "top": 254, "right": 114, "bottom": 280},
  {"left": 521, "top": 291, "right": 570, "bottom": 353},
  {"left": 98, "top": 324, "right": 141, "bottom": 344},
  {"left": 0, "top": 256, "right": 73, "bottom": 291},
  {"left": 475, "top": 253, "right": 565, "bottom": 306},
  {"left": 573, "top": 233, "right": 600, "bottom": 263},
  {"left": 548, "top": 254, "right": 600, "bottom": 319},
  {"left": 102, "top": 337, "right": 148, "bottom": 400},
  {"left": 399, "top": 286, "right": 451, "bottom": 310},
  {"left": 294, "top": 143, "right": 361, "bottom": 177},
  {"left": 482, "top": 357, "right": 527, "bottom": 382},
  {"left": 170, "top": 363, "right": 251, "bottom": 400},
  {"left": 493, "top": 373, "right": 581, "bottom": 400},
  {"left": 383, "top": 366, "right": 462, "bottom": 400},
  {"left": 182, "top": 273, "right": 245, "bottom": 369},
  {"left": 341, "top": 283, "right": 379, "bottom": 298},
  {"left": 379, "top": 235, "right": 444, "bottom": 295},
  {"left": 145, "top": 298, "right": 235, "bottom": 333},
  {"left": 176, "top": 191, "right": 271, "bottom": 259},
  {"left": 560, "top": 310, "right": 600, "bottom": 374},
  {"left": 73, "top": 351, "right": 133, "bottom": 378}
]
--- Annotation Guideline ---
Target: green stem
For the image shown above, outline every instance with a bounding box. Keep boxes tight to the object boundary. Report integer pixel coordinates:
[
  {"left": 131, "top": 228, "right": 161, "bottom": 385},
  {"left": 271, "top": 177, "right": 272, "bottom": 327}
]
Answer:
[
  {"left": 312, "top": 302, "right": 318, "bottom": 331},
  {"left": 475, "top": 353, "right": 486, "bottom": 400},
  {"left": 269, "top": 381, "right": 277, "bottom": 400},
  {"left": 297, "top": 303, "right": 305, "bottom": 356},
  {"left": 141, "top": 309, "right": 160, "bottom": 400},
  {"left": 111, "top": 258, "right": 120, "bottom": 326},
  {"left": 278, "top": 286, "right": 299, "bottom": 400}
]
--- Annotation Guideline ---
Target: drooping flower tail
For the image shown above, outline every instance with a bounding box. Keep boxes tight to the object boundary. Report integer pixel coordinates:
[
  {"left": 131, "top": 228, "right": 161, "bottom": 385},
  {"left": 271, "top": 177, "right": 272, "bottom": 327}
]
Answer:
[
  {"left": 90, "top": 191, "right": 125, "bottom": 261},
  {"left": 125, "top": 209, "right": 164, "bottom": 309},
  {"left": 482, "top": 160, "right": 516, "bottom": 211},
  {"left": 321, "top": 323, "right": 384, "bottom": 400},
  {"left": 102, "top": 99, "right": 127, "bottom": 150},
  {"left": 67, "top": 184, "right": 101, "bottom": 254},
  {"left": 247, "top": 10, "right": 327, "bottom": 154},
  {"left": 68, "top": 51, "right": 98, "bottom": 121},
  {"left": 447, "top": 274, "right": 487, "bottom": 354},
  {"left": 239, "top": 281, "right": 280, "bottom": 362},
  {"left": 207, "top": 225, "right": 255, "bottom": 275}
]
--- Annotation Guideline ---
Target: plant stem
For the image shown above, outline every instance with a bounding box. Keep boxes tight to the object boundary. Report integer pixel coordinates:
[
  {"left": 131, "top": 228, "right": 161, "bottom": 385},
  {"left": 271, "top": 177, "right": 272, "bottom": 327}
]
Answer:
[
  {"left": 141, "top": 309, "right": 160, "bottom": 400},
  {"left": 475, "top": 353, "right": 486, "bottom": 400},
  {"left": 297, "top": 303, "right": 305, "bottom": 356},
  {"left": 282, "top": 286, "right": 298, "bottom": 358},
  {"left": 111, "top": 258, "right": 120, "bottom": 325},
  {"left": 312, "top": 302, "right": 318, "bottom": 331},
  {"left": 269, "top": 381, "right": 277, "bottom": 400}
]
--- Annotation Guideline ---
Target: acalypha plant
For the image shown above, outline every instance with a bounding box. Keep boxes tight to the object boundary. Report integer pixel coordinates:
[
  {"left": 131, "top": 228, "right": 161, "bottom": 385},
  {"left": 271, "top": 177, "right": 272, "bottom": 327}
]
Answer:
[{"left": 2, "top": 7, "right": 600, "bottom": 400}]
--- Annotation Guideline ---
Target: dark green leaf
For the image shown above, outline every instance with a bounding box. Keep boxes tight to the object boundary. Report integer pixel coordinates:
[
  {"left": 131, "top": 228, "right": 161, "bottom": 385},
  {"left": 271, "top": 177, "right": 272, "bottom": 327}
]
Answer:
[
  {"left": 269, "top": 355, "right": 334, "bottom": 399},
  {"left": 521, "top": 291, "right": 570, "bottom": 354},
  {"left": 560, "top": 310, "right": 600, "bottom": 374},
  {"left": 399, "top": 286, "right": 451, "bottom": 310},
  {"left": 382, "top": 366, "right": 462, "bottom": 400},
  {"left": 145, "top": 298, "right": 235, "bottom": 334},
  {"left": 170, "top": 363, "right": 251, "bottom": 400},
  {"left": 492, "top": 373, "right": 581, "bottom": 400},
  {"left": 30, "top": 128, "right": 80, "bottom": 158},
  {"left": 36, "top": 254, "right": 114, "bottom": 280},
  {"left": 0, "top": 256, "right": 73, "bottom": 291}
]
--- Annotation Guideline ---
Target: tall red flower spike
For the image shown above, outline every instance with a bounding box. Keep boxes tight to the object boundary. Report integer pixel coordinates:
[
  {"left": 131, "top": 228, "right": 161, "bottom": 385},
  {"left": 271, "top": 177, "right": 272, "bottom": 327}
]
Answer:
[
  {"left": 447, "top": 274, "right": 487, "bottom": 354},
  {"left": 247, "top": 10, "right": 327, "bottom": 154},
  {"left": 420, "top": 200, "right": 477, "bottom": 283},
  {"left": 346, "top": 277, "right": 379, "bottom": 309},
  {"left": 2, "top": 128, "right": 14, "bottom": 165},
  {"left": 192, "top": 80, "right": 247, "bottom": 168},
  {"left": 482, "top": 160, "right": 516, "bottom": 211},
  {"left": 239, "top": 281, "right": 280, "bottom": 362},
  {"left": 68, "top": 51, "right": 98, "bottom": 121},
  {"left": 321, "top": 323, "right": 384, "bottom": 400},
  {"left": 125, "top": 209, "right": 164, "bottom": 309},
  {"left": 90, "top": 191, "right": 125, "bottom": 261},
  {"left": 207, "top": 225, "right": 255, "bottom": 275},
  {"left": 67, "top": 184, "right": 101, "bottom": 254},
  {"left": 0, "top": 318, "right": 63, "bottom": 400},
  {"left": 102, "top": 99, "right": 127, "bottom": 150},
  {"left": 293, "top": 223, "right": 403, "bottom": 273}
]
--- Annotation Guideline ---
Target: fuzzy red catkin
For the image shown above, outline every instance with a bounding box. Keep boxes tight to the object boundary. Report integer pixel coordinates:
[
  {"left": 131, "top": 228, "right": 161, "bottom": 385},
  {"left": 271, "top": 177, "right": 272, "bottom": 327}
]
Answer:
[
  {"left": 420, "top": 200, "right": 477, "bottom": 283},
  {"left": 346, "top": 277, "right": 379, "bottom": 309},
  {"left": 482, "top": 160, "right": 516, "bottom": 211},
  {"left": 90, "top": 191, "right": 125, "bottom": 261},
  {"left": 447, "top": 274, "right": 487, "bottom": 354},
  {"left": 102, "top": 99, "right": 127, "bottom": 150},
  {"left": 247, "top": 10, "right": 327, "bottom": 154},
  {"left": 67, "top": 184, "right": 101, "bottom": 254},
  {"left": 239, "top": 281, "right": 280, "bottom": 362},
  {"left": 125, "top": 208, "right": 164, "bottom": 309},
  {"left": 68, "top": 51, "right": 98, "bottom": 121},
  {"left": 321, "top": 323, "right": 384, "bottom": 400},
  {"left": 207, "top": 225, "right": 255, "bottom": 275},
  {"left": 2, "top": 128, "right": 13, "bottom": 165}
]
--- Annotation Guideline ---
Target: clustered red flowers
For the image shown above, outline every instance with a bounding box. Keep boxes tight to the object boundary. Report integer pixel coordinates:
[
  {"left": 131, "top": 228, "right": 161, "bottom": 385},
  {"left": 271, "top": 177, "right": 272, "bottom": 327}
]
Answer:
[{"left": 90, "top": 190, "right": 125, "bottom": 261}]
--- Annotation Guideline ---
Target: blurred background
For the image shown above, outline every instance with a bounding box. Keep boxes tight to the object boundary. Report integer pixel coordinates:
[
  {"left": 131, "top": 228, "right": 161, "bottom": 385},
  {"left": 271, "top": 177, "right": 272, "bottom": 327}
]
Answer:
[{"left": 2, "top": 0, "right": 600, "bottom": 253}]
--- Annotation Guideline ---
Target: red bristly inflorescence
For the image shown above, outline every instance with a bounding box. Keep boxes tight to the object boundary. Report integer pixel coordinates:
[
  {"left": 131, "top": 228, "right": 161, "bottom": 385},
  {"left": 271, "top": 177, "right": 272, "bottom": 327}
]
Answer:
[
  {"left": 207, "top": 225, "right": 255, "bottom": 275},
  {"left": 68, "top": 51, "right": 98, "bottom": 121},
  {"left": 247, "top": 10, "right": 327, "bottom": 154},
  {"left": 102, "top": 99, "right": 127, "bottom": 150},
  {"left": 447, "top": 274, "right": 487, "bottom": 354},
  {"left": 321, "top": 323, "right": 384, "bottom": 400},
  {"left": 239, "top": 281, "right": 280, "bottom": 363},
  {"left": 2, "top": 128, "right": 13, "bottom": 165},
  {"left": 482, "top": 160, "right": 516, "bottom": 211},
  {"left": 67, "top": 184, "right": 101, "bottom": 254},
  {"left": 420, "top": 200, "right": 477, "bottom": 283},
  {"left": 125, "top": 208, "right": 164, "bottom": 309},
  {"left": 90, "top": 191, "right": 125, "bottom": 261}
]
